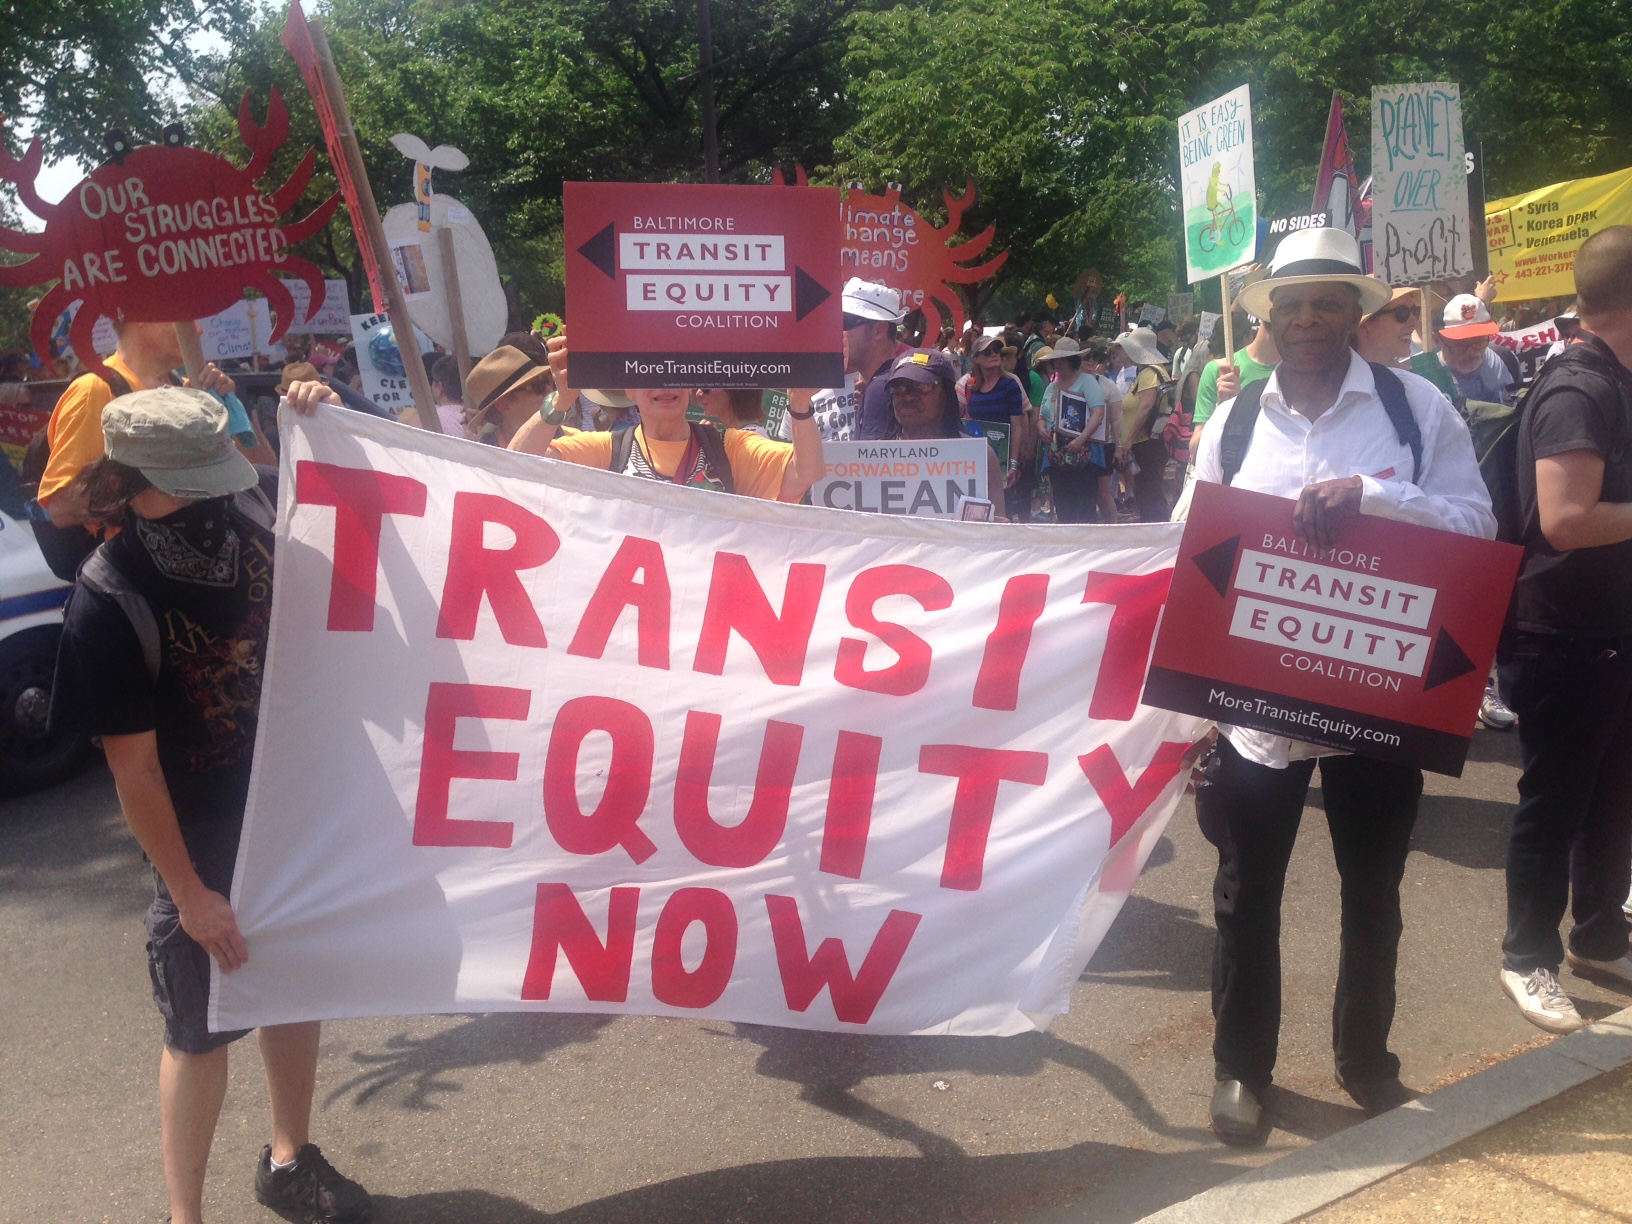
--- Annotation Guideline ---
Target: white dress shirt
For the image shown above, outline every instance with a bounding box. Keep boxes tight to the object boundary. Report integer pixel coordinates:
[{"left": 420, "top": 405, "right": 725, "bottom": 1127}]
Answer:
[{"left": 1186, "top": 349, "right": 1496, "bottom": 768}]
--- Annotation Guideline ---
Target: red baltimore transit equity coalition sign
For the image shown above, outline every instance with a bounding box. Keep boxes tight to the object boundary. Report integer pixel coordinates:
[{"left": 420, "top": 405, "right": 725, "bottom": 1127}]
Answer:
[
  {"left": 563, "top": 181, "right": 844, "bottom": 390},
  {"left": 0, "top": 89, "right": 338, "bottom": 379},
  {"left": 1143, "top": 482, "right": 1522, "bottom": 776}
]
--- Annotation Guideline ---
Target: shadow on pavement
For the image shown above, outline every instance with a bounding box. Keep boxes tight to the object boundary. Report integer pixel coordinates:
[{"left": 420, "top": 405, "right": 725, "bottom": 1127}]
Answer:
[
  {"left": 324, "top": 1012, "right": 614, "bottom": 1111},
  {"left": 1409, "top": 793, "right": 1517, "bottom": 870},
  {"left": 730, "top": 1024, "right": 1213, "bottom": 1152},
  {"left": 1080, "top": 893, "right": 1214, "bottom": 992},
  {"left": 0, "top": 761, "right": 149, "bottom": 917},
  {"left": 367, "top": 1141, "right": 1245, "bottom": 1224}
]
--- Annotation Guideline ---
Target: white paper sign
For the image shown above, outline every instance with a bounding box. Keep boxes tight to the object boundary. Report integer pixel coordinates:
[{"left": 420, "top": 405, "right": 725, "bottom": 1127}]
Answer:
[
  {"left": 199, "top": 300, "right": 255, "bottom": 363},
  {"left": 350, "top": 311, "right": 435, "bottom": 412},
  {"left": 213, "top": 407, "right": 1204, "bottom": 1036},
  {"left": 278, "top": 278, "right": 352, "bottom": 334},
  {"left": 1371, "top": 83, "right": 1471, "bottom": 285},
  {"left": 1177, "top": 85, "right": 1257, "bottom": 283},
  {"left": 811, "top": 438, "right": 989, "bottom": 517}
]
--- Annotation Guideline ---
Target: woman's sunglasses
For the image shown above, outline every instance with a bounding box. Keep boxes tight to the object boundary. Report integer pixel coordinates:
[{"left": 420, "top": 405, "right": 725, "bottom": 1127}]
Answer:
[{"left": 1383, "top": 304, "right": 1421, "bottom": 324}]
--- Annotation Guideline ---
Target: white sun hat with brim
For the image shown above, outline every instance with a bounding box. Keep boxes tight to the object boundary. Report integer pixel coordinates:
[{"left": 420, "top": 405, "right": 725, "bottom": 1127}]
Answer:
[
  {"left": 1235, "top": 226, "right": 1393, "bottom": 319},
  {"left": 841, "top": 277, "right": 906, "bottom": 323},
  {"left": 1113, "top": 328, "right": 1169, "bottom": 369},
  {"left": 1045, "top": 336, "right": 1085, "bottom": 361}
]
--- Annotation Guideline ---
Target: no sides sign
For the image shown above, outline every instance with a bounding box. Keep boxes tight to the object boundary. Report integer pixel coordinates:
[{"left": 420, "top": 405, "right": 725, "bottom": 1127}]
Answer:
[
  {"left": 1144, "top": 483, "right": 1522, "bottom": 775},
  {"left": 564, "top": 182, "right": 843, "bottom": 390}
]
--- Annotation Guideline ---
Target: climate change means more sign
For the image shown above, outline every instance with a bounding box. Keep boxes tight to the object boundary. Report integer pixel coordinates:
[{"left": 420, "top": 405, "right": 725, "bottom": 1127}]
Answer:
[{"left": 564, "top": 182, "right": 844, "bottom": 390}]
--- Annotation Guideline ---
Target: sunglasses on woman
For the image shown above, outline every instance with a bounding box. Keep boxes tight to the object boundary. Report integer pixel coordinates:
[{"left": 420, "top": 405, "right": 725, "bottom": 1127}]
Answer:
[{"left": 1384, "top": 304, "right": 1421, "bottom": 323}]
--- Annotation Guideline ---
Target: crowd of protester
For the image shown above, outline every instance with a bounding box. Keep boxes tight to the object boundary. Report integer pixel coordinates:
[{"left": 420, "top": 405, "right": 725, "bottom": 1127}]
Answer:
[{"left": 10, "top": 223, "right": 1632, "bottom": 1221}]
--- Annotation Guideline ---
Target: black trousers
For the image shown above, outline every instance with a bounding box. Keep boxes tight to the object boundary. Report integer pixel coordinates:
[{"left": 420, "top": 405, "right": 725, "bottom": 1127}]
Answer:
[
  {"left": 1130, "top": 438, "right": 1169, "bottom": 522},
  {"left": 1049, "top": 464, "right": 1105, "bottom": 523},
  {"left": 1497, "top": 632, "right": 1632, "bottom": 973},
  {"left": 1205, "top": 737, "right": 1422, "bottom": 1089}
]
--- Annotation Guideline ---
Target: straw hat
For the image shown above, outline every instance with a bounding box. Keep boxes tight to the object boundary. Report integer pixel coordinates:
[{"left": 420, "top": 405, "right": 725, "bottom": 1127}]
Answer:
[{"left": 1235, "top": 227, "right": 1392, "bottom": 318}]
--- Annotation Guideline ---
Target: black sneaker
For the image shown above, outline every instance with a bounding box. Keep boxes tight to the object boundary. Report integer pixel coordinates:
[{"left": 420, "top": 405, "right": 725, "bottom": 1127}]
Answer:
[{"left": 254, "top": 1143, "right": 373, "bottom": 1223}]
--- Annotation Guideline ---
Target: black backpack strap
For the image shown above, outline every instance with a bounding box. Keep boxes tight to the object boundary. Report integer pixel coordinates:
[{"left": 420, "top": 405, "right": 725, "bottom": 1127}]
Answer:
[
  {"left": 609, "top": 426, "right": 637, "bottom": 474},
  {"left": 102, "top": 367, "right": 133, "bottom": 399},
  {"left": 691, "top": 423, "right": 736, "bottom": 495},
  {"left": 1218, "top": 378, "right": 1268, "bottom": 486},
  {"left": 1367, "top": 363, "right": 1423, "bottom": 484},
  {"left": 78, "top": 548, "right": 160, "bottom": 682}
]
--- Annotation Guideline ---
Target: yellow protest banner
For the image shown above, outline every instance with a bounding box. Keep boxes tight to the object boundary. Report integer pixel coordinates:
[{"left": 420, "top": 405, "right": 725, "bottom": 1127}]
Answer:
[{"left": 1486, "top": 165, "right": 1632, "bottom": 301}]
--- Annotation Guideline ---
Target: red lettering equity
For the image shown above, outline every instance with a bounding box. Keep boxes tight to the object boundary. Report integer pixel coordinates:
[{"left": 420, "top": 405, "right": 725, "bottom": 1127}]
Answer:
[
  {"left": 692, "top": 553, "right": 825, "bottom": 685},
  {"left": 1083, "top": 569, "right": 1173, "bottom": 721},
  {"left": 833, "top": 564, "right": 952, "bottom": 696},
  {"left": 650, "top": 887, "right": 738, "bottom": 1009},
  {"left": 436, "top": 492, "right": 559, "bottom": 646},
  {"left": 918, "top": 746, "right": 1049, "bottom": 890},
  {"left": 294, "top": 461, "right": 427, "bottom": 632},
  {"left": 819, "top": 731, "right": 883, "bottom": 879},
  {"left": 543, "top": 697, "right": 657, "bottom": 863},
  {"left": 674, "top": 712, "right": 804, "bottom": 867},
  {"left": 973, "top": 574, "right": 1050, "bottom": 710},
  {"left": 764, "top": 894, "right": 921, "bottom": 1024},
  {"left": 413, "top": 682, "right": 529, "bottom": 848},
  {"left": 1078, "top": 741, "right": 1193, "bottom": 846},
  {"left": 567, "top": 536, "right": 671, "bottom": 668},
  {"left": 519, "top": 884, "right": 639, "bottom": 1001}
]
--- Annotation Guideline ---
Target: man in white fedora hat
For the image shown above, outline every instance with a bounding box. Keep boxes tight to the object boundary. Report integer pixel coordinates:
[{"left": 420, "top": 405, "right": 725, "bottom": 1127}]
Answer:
[{"left": 1188, "top": 226, "right": 1494, "bottom": 1144}]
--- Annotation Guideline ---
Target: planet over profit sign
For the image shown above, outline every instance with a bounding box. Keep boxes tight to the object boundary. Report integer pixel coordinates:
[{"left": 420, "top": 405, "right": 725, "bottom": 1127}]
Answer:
[{"left": 564, "top": 182, "right": 844, "bottom": 390}]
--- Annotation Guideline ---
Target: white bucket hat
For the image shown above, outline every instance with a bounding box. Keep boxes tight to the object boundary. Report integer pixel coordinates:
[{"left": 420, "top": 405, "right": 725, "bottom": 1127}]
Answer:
[
  {"left": 1113, "top": 328, "right": 1168, "bottom": 368},
  {"left": 841, "top": 278, "right": 906, "bottom": 323},
  {"left": 1235, "top": 226, "right": 1393, "bottom": 318}
]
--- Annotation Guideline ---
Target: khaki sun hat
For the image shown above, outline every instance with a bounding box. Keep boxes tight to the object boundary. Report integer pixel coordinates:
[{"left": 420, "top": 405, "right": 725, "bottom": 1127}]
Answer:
[
  {"left": 275, "top": 361, "right": 321, "bottom": 395},
  {"left": 102, "top": 386, "right": 257, "bottom": 499}
]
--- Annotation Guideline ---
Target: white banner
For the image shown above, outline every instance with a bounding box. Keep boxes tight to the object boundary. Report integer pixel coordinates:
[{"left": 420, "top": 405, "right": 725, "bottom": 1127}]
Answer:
[
  {"left": 810, "top": 438, "right": 989, "bottom": 518},
  {"left": 1371, "top": 83, "right": 1471, "bottom": 285},
  {"left": 1493, "top": 320, "right": 1565, "bottom": 353},
  {"left": 215, "top": 407, "right": 1203, "bottom": 1036}
]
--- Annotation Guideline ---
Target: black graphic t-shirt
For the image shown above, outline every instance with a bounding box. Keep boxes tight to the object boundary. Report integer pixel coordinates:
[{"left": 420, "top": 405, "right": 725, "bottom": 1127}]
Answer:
[{"left": 51, "top": 490, "right": 275, "bottom": 825}]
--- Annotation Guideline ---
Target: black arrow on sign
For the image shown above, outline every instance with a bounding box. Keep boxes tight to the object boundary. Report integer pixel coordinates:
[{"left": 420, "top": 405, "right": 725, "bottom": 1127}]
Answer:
[
  {"left": 794, "top": 267, "right": 832, "bottom": 321},
  {"left": 578, "top": 223, "right": 616, "bottom": 279},
  {"left": 1192, "top": 535, "right": 1241, "bottom": 599},
  {"left": 1422, "top": 627, "right": 1478, "bottom": 691}
]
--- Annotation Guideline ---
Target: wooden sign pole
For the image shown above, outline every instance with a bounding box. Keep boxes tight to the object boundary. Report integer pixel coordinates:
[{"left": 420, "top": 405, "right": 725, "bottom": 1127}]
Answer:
[
  {"left": 1219, "top": 273, "right": 1235, "bottom": 359},
  {"left": 307, "top": 17, "right": 443, "bottom": 432},
  {"left": 174, "top": 322, "right": 206, "bottom": 381},
  {"left": 435, "top": 226, "right": 474, "bottom": 392}
]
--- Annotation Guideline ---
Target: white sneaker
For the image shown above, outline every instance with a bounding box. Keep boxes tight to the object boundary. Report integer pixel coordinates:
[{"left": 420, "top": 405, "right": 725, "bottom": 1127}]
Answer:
[
  {"left": 1566, "top": 950, "right": 1632, "bottom": 986},
  {"left": 1501, "top": 967, "right": 1586, "bottom": 1033},
  {"left": 1479, "top": 681, "right": 1517, "bottom": 730}
]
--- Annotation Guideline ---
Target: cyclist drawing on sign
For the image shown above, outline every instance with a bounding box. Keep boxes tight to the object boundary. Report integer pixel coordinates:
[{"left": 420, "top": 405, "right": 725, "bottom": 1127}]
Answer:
[{"left": 1201, "top": 163, "right": 1246, "bottom": 253}]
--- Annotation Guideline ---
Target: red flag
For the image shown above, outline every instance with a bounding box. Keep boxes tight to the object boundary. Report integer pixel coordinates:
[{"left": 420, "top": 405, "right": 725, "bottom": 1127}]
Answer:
[
  {"left": 282, "top": 0, "right": 387, "bottom": 312},
  {"left": 1312, "top": 93, "right": 1359, "bottom": 238}
]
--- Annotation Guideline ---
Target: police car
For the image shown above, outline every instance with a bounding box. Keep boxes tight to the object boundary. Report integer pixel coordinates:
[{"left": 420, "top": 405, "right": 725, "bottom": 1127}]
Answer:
[{"left": 0, "top": 497, "right": 86, "bottom": 795}]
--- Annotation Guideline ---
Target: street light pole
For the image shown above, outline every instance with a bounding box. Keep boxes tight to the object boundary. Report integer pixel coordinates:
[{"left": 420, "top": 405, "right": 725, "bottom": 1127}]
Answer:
[{"left": 697, "top": 0, "right": 720, "bottom": 182}]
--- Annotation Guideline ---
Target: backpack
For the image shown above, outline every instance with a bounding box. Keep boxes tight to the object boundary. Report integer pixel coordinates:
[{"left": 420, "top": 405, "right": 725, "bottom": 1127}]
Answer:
[
  {"left": 1221, "top": 362, "right": 1423, "bottom": 487},
  {"left": 75, "top": 482, "right": 277, "bottom": 681},
  {"left": 609, "top": 422, "right": 736, "bottom": 495},
  {"left": 24, "top": 367, "right": 134, "bottom": 583},
  {"left": 1463, "top": 396, "right": 1523, "bottom": 544}
]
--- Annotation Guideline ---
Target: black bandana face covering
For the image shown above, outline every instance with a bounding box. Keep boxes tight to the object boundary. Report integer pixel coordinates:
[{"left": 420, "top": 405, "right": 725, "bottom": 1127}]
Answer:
[{"left": 133, "top": 497, "right": 239, "bottom": 587}]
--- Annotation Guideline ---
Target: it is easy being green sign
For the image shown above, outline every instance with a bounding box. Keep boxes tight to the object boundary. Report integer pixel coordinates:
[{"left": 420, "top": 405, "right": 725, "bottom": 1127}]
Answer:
[{"left": 1177, "top": 85, "right": 1257, "bottom": 283}]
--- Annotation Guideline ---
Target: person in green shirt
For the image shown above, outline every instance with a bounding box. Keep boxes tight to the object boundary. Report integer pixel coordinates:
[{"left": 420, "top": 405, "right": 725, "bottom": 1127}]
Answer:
[{"left": 1191, "top": 318, "right": 1280, "bottom": 456}]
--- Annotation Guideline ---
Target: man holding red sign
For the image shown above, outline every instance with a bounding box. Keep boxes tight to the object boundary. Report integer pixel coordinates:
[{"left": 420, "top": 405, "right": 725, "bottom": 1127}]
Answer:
[{"left": 1185, "top": 228, "right": 1493, "bottom": 1143}]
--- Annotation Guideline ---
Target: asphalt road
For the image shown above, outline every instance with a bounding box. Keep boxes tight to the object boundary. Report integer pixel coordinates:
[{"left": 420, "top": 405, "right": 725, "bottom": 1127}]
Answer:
[{"left": 4, "top": 728, "right": 1627, "bottom": 1224}]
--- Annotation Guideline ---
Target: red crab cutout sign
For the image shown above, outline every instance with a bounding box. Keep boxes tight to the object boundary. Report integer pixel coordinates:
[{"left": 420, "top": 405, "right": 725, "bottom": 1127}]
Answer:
[
  {"left": 0, "top": 88, "right": 340, "bottom": 377},
  {"left": 774, "top": 167, "right": 1008, "bottom": 337}
]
